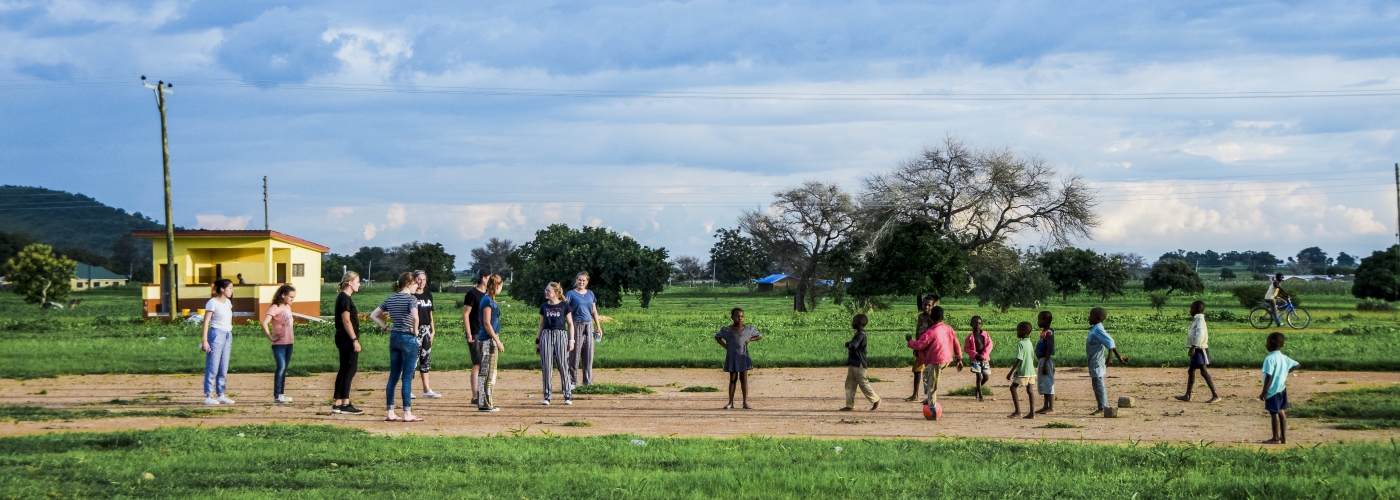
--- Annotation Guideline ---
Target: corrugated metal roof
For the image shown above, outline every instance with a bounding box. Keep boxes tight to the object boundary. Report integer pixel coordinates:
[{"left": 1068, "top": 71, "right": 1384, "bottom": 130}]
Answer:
[
  {"left": 755, "top": 274, "right": 790, "bottom": 284},
  {"left": 75, "top": 262, "right": 126, "bottom": 280}
]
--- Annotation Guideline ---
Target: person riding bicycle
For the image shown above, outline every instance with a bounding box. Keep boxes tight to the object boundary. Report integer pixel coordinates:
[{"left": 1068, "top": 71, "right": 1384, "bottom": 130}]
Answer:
[{"left": 1264, "top": 273, "right": 1290, "bottom": 325}]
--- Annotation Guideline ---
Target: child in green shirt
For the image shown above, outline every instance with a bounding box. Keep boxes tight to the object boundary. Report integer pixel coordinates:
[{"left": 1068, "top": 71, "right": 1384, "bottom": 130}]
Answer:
[{"left": 1005, "top": 322, "right": 1036, "bottom": 419}]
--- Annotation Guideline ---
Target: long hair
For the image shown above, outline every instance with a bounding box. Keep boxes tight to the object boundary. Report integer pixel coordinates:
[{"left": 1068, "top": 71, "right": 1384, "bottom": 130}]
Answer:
[
  {"left": 485, "top": 274, "right": 504, "bottom": 298},
  {"left": 338, "top": 271, "right": 360, "bottom": 292},
  {"left": 394, "top": 272, "right": 414, "bottom": 293},
  {"left": 271, "top": 284, "right": 296, "bottom": 305},
  {"left": 212, "top": 279, "right": 233, "bottom": 296},
  {"left": 546, "top": 281, "right": 565, "bottom": 302}
]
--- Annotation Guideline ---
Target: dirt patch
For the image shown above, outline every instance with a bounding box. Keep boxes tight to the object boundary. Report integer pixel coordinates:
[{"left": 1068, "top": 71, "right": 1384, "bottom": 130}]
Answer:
[{"left": 2, "top": 367, "right": 1398, "bottom": 445}]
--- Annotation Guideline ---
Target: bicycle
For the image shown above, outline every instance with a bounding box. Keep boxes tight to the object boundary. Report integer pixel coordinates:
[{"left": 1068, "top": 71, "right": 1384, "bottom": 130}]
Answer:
[{"left": 1249, "top": 298, "right": 1310, "bottom": 330}]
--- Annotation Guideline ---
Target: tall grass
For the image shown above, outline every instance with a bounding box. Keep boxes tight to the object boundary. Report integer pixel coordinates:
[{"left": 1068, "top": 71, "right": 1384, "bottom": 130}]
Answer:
[{"left": 1, "top": 425, "right": 1397, "bottom": 498}]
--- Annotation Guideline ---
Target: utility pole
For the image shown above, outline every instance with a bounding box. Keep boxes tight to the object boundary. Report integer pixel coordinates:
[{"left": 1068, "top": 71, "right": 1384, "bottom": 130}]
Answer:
[
  {"left": 263, "top": 176, "right": 269, "bottom": 230},
  {"left": 143, "top": 76, "right": 178, "bottom": 316}
]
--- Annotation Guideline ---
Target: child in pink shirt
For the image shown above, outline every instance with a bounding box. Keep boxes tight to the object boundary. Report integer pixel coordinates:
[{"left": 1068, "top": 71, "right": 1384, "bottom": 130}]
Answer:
[
  {"left": 964, "top": 316, "right": 994, "bottom": 402},
  {"left": 905, "top": 306, "right": 963, "bottom": 409}
]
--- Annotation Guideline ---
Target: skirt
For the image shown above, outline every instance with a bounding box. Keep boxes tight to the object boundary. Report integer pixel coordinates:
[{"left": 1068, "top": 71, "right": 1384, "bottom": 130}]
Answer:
[
  {"left": 723, "top": 353, "right": 754, "bottom": 373},
  {"left": 1189, "top": 348, "right": 1210, "bottom": 368}
]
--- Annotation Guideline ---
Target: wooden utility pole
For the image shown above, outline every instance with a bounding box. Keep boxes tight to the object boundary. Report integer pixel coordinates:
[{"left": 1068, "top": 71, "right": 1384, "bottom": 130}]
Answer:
[
  {"left": 144, "top": 76, "right": 178, "bottom": 316},
  {"left": 263, "top": 176, "right": 269, "bottom": 230}
]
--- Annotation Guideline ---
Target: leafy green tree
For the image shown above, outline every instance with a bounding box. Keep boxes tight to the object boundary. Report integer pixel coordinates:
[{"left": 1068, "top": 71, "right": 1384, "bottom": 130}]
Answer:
[
  {"left": 6, "top": 244, "right": 76, "bottom": 307},
  {"left": 968, "top": 245, "right": 1053, "bottom": 313},
  {"left": 740, "top": 182, "right": 858, "bottom": 312},
  {"left": 1249, "top": 251, "right": 1281, "bottom": 273},
  {"left": 1039, "top": 247, "right": 1098, "bottom": 302},
  {"left": 406, "top": 242, "right": 456, "bottom": 291},
  {"left": 708, "top": 228, "right": 769, "bottom": 291},
  {"left": 55, "top": 246, "right": 107, "bottom": 269},
  {"left": 1351, "top": 245, "right": 1400, "bottom": 302},
  {"left": 1296, "top": 247, "right": 1329, "bottom": 274},
  {"left": 848, "top": 222, "right": 967, "bottom": 300},
  {"left": 507, "top": 224, "right": 669, "bottom": 308},
  {"left": 1336, "top": 252, "right": 1358, "bottom": 268},
  {"left": 1144, "top": 259, "right": 1205, "bottom": 295},
  {"left": 0, "top": 231, "right": 36, "bottom": 276},
  {"left": 108, "top": 234, "right": 151, "bottom": 281},
  {"left": 323, "top": 254, "right": 362, "bottom": 280},
  {"left": 1085, "top": 253, "right": 1130, "bottom": 302},
  {"left": 1219, "top": 268, "right": 1236, "bottom": 280},
  {"left": 470, "top": 238, "right": 515, "bottom": 275}
]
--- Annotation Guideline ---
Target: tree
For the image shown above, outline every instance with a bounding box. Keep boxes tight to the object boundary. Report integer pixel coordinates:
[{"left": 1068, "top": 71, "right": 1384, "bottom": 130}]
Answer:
[
  {"left": 858, "top": 136, "right": 1098, "bottom": 253},
  {"left": 6, "top": 244, "right": 76, "bottom": 307},
  {"left": 322, "top": 253, "right": 362, "bottom": 280},
  {"left": 1085, "top": 253, "right": 1130, "bottom": 302},
  {"left": 506, "top": 224, "right": 669, "bottom": 308},
  {"left": 1144, "top": 259, "right": 1205, "bottom": 295},
  {"left": 1220, "top": 267, "right": 1236, "bottom": 280},
  {"left": 406, "top": 242, "right": 456, "bottom": 291},
  {"left": 968, "top": 245, "right": 1053, "bottom": 313},
  {"left": 470, "top": 238, "right": 515, "bottom": 275},
  {"left": 351, "top": 246, "right": 388, "bottom": 280},
  {"left": 108, "top": 234, "right": 150, "bottom": 281},
  {"left": 55, "top": 246, "right": 107, "bottom": 269},
  {"left": 1248, "top": 251, "right": 1281, "bottom": 273},
  {"left": 1296, "top": 247, "right": 1328, "bottom": 274},
  {"left": 1351, "top": 245, "right": 1400, "bottom": 302},
  {"left": 1336, "top": 252, "right": 1358, "bottom": 268},
  {"left": 740, "top": 181, "right": 858, "bottom": 312},
  {"left": 848, "top": 222, "right": 968, "bottom": 300},
  {"left": 708, "top": 228, "right": 769, "bottom": 291},
  {"left": 1039, "top": 247, "right": 1098, "bottom": 302},
  {"left": 671, "top": 256, "right": 707, "bottom": 286},
  {"left": 0, "top": 231, "right": 36, "bottom": 276},
  {"left": 1109, "top": 252, "right": 1147, "bottom": 279}
]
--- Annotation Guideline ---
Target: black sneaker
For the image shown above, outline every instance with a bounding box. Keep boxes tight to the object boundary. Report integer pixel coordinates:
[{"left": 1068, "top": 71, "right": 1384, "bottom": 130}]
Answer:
[
  {"left": 340, "top": 404, "right": 364, "bottom": 415},
  {"left": 331, "top": 404, "right": 344, "bottom": 414}
]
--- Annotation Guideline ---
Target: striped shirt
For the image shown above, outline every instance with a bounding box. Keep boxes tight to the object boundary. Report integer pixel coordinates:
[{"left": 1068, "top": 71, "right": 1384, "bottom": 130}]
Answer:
[{"left": 379, "top": 292, "right": 418, "bottom": 334}]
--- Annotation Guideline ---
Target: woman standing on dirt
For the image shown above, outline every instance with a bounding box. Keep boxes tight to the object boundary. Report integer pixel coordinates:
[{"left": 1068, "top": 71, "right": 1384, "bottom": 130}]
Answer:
[
  {"left": 536, "top": 282, "right": 574, "bottom": 405},
  {"left": 715, "top": 307, "right": 762, "bottom": 409},
  {"left": 411, "top": 271, "right": 441, "bottom": 399},
  {"left": 261, "top": 285, "right": 297, "bottom": 404},
  {"left": 372, "top": 272, "right": 421, "bottom": 422},
  {"left": 1175, "top": 301, "right": 1221, "bottom": 404},
  {"left": 565, "top": 272, "right": 603, "bottom": 387},
  {"left": 476, "top": 274, "right": 507, "bottom": 412},
  {"left": 201, "top": 279, "right": 236, "bottom": 406},
  {"left": 332, "top": 271, "right": 363, "bottom": 415}
]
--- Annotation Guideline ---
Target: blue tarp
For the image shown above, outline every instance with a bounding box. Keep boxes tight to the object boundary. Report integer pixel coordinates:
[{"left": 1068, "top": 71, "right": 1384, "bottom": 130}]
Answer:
[{"left": 754, "top": 274, "right": 789, "bottom": 284}]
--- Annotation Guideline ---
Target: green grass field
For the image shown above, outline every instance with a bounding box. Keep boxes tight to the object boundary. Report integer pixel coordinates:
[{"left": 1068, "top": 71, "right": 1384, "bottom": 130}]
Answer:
[
  {"left": 1, "top": 424, "right": 1397, "bottom": 498},
  {"left": 0, "top": 280, "right": 1395, "bottom": 379},
  {"left": 1293, "top": 384, "right": 1400, "bottom": 430}
]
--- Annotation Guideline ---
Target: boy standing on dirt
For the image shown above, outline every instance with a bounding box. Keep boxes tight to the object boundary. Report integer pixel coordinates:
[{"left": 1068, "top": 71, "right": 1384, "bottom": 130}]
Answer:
[
  {"left": 839, "top": 314, "right": 880, "bottom": 412},
  {"left": 1005, "top": 322, "right": 1036, "bottom": 419},
  {"left": 906, "top": 305, "right": 963, "bottom": 410},
  {"left": 1259, "top": 332, "right": 1300, "bottom": 444},
  {"left": 905, "top": 298, "right": 936, "bottom": 401}
]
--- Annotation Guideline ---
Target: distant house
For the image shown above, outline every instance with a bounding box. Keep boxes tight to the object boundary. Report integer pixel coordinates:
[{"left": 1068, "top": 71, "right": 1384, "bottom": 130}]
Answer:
[
  {"left": 132, "top": 230, "right": 328, "bottom": 323},
  {"left": 72, "top": 262, "right": 128, "bottom": 290},
  {"left": 755, "top": 274, "right": 797, "bottom": 292}
]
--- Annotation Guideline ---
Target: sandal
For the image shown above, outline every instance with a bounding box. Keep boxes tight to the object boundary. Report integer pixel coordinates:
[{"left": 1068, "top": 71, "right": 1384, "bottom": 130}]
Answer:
[
  {"left": 402, "top": 416, "right": 424, "bottom": 422},
  {"left": 385, "top": 416, "right": 403, "bottom": 422},
  {"left": 742, "top": 404, "right": 753, "bottom": 410},
  {"left": 722, "top": 403, "right": 734, "bottom": 410}
]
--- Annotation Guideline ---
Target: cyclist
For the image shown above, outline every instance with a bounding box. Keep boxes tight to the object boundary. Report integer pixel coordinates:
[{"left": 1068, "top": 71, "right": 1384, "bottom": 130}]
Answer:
[{"left": 1264, "top": 273, "right": 1289, "bottom": 326}]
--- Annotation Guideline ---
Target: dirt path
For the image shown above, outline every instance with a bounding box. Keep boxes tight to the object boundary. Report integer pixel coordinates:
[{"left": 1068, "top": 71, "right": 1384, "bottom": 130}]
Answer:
[{"left": 3, "top": 367, "right": 1398, "bottom": 445}]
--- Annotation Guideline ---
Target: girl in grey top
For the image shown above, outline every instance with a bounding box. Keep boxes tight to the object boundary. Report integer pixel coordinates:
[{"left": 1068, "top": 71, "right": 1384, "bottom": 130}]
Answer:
[{"left": 715, "top": 308, "right": 762, "bottom": 409}]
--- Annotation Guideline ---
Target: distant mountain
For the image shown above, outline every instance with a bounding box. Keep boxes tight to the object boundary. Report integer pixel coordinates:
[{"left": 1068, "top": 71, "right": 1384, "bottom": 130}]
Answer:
[{"left": 0, "top": 186, "right": 164, "bottom": 279}]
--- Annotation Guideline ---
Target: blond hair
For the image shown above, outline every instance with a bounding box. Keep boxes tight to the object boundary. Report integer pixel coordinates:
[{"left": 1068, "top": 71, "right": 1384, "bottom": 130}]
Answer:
[
  {"left": 546, "top": 281, "right": 565, "bottom": 301},
  {"left": 338, "top": 271, "right": 360, "bottom": 291},
  {"left": 485, "top": 274, "right": 504, "bottom": 298}
]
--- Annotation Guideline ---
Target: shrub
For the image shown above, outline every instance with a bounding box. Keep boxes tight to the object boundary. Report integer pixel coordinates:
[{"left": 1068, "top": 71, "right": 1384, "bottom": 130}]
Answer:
[
  {"left": 1147, "top": 292, "right": 1170, "bottom": 313},
  {"left": 1356, "top": 299, "right": 1394, "bottom": 312},
  {"left": 946, "top": 386, "right": 994, "bottom": 397},
  {"left": 1203, "top": 309, "right": 1240, "bottom": 322},
  {"left": 1219, "top": 268, "right": 1236, "bottom": 279},
  {"left": 1231, "top": 284, "right": 1268, "bottom": 308},
  {"left": 1333, "top": 325, "right": 1397, "bottom": 336},
  {"left": 572, "top": 383, "right": 654, "bottom": 395},
  {"left": 679, "top": 386, "right": 719, "bottom": 393}
]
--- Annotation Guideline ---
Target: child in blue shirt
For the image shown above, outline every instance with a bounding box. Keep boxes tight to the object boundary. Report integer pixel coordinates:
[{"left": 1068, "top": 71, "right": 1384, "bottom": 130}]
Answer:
[
  {"left": 1259, "top": 332, "right": 1300, "bottom": 444},
  {"left": 1086, "top": 307, "right": 1129, "bottom": 415}
]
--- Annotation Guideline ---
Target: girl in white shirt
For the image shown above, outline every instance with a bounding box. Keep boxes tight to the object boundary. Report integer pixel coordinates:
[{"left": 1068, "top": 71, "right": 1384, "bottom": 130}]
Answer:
[
  {"left": 200, "top": 279, "right": 236, "bottom": 405},
  {"left": 1176, "top": 300, "right": 1221, "bottom": 403}
]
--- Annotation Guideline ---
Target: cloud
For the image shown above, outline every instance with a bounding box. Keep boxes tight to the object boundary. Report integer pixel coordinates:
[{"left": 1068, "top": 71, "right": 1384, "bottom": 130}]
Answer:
[
  {"left": 451, "top": 204, "right": 527, "bottom": 239},
  {"left": 327, "top": 206, "right": 353, "bottom": 218},
  {"left": 362, "top": 222, "right": 377, "bottom": 240},
  {"left": 215, "top": 7, "right": 339, "bottom": 83},
  {"left": 385, "top": 203, "right": 406, "bottom": 228},
  {"left": 195, "top": 214, "right": 251, "bottom": 230}
]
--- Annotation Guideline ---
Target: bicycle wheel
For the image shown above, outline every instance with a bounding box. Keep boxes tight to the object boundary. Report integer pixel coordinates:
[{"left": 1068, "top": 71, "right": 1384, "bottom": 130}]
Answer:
[
  {"left": 1249, "top": 307, "right": 1274, "bottom": 329},
  {"left": 1287, "top": 308, "right": 1311, "bottom": 329}
]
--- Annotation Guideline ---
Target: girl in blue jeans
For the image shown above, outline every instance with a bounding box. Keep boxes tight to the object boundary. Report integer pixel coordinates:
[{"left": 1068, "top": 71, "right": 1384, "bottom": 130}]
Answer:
[
  {"left": 372, "top": 272, "right": 421, "bottom": 422},
  {"left": 200, "top": 279, "right": 236, "bottom": 405},
  {"left": 261, "top": 285, "right": 297, "bottom": 403}
]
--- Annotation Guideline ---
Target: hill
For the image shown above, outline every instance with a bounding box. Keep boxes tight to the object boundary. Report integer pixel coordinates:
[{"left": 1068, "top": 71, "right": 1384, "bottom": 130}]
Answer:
[{"left": 0, "top": 186, "right": 163, "bottom": 279}]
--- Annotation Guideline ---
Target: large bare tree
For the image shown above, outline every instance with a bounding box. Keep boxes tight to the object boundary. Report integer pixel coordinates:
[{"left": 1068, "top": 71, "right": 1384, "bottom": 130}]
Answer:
[
  {"left": 739, "top": 181, "right": 857, "bottom": 312},
  {"left": 860, "top": 137, "right": 1098, "bottom": 252}
]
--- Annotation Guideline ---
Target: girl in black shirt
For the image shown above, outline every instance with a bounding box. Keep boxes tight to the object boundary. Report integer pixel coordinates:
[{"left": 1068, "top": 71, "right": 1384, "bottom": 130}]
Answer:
[
  {"left": 536, "top": 282, "right": 575, "bottom": 405},
  {"left": 332, "top": 272, "right": 363, "bottom": 415}
]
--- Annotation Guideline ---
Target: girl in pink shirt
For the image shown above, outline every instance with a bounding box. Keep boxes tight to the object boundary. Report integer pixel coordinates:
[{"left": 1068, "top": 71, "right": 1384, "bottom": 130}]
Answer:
[
  {"left": 964, "top": 316, "right": 994, "bottom": 402},
  {"left": 261, "top": 285, "right": 296, "bottom": 404}
]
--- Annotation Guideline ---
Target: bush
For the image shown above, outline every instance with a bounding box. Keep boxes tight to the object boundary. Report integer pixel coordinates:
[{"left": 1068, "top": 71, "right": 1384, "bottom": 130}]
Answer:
[
  {"left": 1147, "top": 292, "right": 1169, "bottom": 313},
  {"left": 1219, "top": 268, "right": 1236, "bottom": 280},
  {"left": 1203, "top": 309, "right": 1241, "bottom": 322},
  {"left": 1333, "top": 325, "right": 1397, "bottom": 336},
  {"left": 1356, "top": 299, "right": 1394, "bottom": 312},
  {"left": 1231, "top": 284, "right": 1268, "bottom": 308}
]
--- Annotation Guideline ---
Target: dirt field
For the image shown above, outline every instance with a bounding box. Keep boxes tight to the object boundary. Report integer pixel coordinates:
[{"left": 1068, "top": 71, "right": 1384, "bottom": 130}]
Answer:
[{"left": 3, "top": 367, "right": 1398, "bottom": 445}]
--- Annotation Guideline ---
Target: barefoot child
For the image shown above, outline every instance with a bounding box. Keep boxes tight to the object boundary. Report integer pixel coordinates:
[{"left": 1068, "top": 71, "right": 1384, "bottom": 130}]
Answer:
[
  {"left": 839, "top": 314, "right": 880, "bottom": 412},
  {"left": 1005, "top": 322, "right": 1035, "bottom": 419},
  {"left": 716, "top": 308, "right": 761, "bottom": 409},
  {"left": 906, "top": 298, "right": 935, "bottom": 401},
  {"left": 1176, "top": 301, "right": 1221, "bottom": 403},
  {"left": 964, "top": 316, "right": 994, "bottom": 402},
  {"left": 906, "top": 305, "right": 963, "bottom": 410},
  {"left": 1259, "top": 332, "right": 1299, "bottom": 444},
  {"left": 1086, "top": 307, "right": 1128, "bottom": 415},
  {"left": 1034, "top": 311, "right": 1055, "bottom": 415}
]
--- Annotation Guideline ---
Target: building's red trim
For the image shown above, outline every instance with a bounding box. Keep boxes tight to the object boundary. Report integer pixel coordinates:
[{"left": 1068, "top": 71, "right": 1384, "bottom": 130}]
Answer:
[{"left": 132, "top": 230, "right": 330, "bottom": 253}]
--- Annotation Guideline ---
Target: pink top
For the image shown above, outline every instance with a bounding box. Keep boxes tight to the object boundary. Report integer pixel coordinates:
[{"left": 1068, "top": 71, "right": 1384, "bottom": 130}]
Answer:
[
  {"left": 907, "top": 322, "right": 962, "bottom": 365},
  {"left": 269, "top": 308, "right": 294, "bottom": 345},
  {"left": 963, "top": 330, "right": 994, "bottom": 362}
]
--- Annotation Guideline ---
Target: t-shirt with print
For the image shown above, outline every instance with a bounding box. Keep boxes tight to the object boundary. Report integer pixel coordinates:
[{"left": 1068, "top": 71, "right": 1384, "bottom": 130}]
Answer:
[
  {"left": 413, "top": 291, "right": 435, "bottom": 330},
  {"left": 540, "top": 301, "right": 569, "bottom": 331},
  {"left": 1014, "top": 338, "right": 1036, "bottom": 377},
  {"left": 334, "top": 292, "right": 359, "bottom": 342},
  {"left": 1261, "top": 350, "right": 1299, "bottom": 398},
  {"left": 476, "top": 295, "right": 501, "bottom": 342},
  {"left": 205, "top": 297, "right": 232, "bottom": 332},
  {"left": 463, "top": 288, "right": 486, "bottom": 339},
  {"left": 565, "top": 289, "right": 596, "bottom": 323}
]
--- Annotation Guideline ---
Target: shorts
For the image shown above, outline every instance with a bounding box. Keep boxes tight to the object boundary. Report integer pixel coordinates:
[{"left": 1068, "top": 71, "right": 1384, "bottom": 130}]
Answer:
[
  {"left": 969, "top": 362, "right": 991, "bottom": 375},
  {"left": 912, "top": 362, "right": 926, "bottom": 373},
  {"left": 1013, "top": 376, "right": 1035, "bottom": 386},
  {"left": 469, "top": 337, "right": 484, "bottom": 366},
  {"left": 1189, "top": 348, "right": 1211, "bottom": 368},
  {"left": 1265, "top": 391, "right": 1289, "bottom": 413}
]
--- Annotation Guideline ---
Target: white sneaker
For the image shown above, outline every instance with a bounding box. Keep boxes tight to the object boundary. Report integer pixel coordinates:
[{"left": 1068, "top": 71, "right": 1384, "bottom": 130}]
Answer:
[
  {"left": 216, "top": 396, "right": 235, "bottom": 405},
  {"left": 422, "top": 391, "right": 442, "bottom": 399},
  {"left": 564, "top": 399, "right": 573, "bottom": 405},
  {"left": 275, "top": 395, "right": 293, "bottom": 403},
  {"left": 409, "top": 393, "right": 416, "bottom": 399},
  {"left": 204, "top": 397, "right": 219, "bottom": 405},
  {"left": 540, "top": 400, "right": 551, "bottom": 405}
]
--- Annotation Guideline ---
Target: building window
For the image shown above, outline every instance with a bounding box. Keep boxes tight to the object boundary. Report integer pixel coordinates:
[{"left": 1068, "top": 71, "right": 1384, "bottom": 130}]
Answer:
[{"left": 292, "top": 264, "right": 305, "bottom": 277}]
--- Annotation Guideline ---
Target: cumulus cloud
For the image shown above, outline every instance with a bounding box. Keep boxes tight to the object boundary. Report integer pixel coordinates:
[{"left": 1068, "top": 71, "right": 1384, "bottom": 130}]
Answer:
[
  {"left": 385, "top": 203, "right": 406, "bottom": 229},
  {"left": 362, "top": 222, "right": 377, "bottom": 240},
  {"left": 327, "top": 206, "right": 354, "bottom": 218},
  {"left": 195, "top": 214, "right": 251, "bottom": 230}
]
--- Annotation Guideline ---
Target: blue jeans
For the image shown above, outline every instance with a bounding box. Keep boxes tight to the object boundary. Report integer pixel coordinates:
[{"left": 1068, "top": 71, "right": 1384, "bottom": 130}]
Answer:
[
  {"left": 386, "top": 332, "right": 420, "bottom": 411},
  {"left": 271, "top": 344, "right": 293, "bottom": 397},
  {"left": 1091, "top": 376, "right": 1108, "bottom": 410},
  {"left": 203, "top": 329, "right": 232, "bottom": 395}
]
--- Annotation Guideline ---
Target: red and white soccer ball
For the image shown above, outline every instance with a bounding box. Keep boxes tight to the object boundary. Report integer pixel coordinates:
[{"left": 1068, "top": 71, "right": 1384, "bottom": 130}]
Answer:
[{"left": 922, "top": 403, "right": 943, "bottom": 420}]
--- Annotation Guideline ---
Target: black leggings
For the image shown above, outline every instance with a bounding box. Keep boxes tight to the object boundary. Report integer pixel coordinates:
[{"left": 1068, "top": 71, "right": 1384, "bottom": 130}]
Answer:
[{"left": 333, "top": 339, "right": 359, "bottom": 400}]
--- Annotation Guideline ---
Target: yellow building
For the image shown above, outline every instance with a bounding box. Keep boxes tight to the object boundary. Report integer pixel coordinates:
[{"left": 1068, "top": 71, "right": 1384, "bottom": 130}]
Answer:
[{"left": 133, "top": 230, "right": 328, "bottom": 323}]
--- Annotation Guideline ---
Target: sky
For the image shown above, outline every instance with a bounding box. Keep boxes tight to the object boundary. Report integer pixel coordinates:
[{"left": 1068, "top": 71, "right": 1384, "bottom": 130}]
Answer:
[{"left": 2, "top": 0, "right": 1398, "bottom": 266}]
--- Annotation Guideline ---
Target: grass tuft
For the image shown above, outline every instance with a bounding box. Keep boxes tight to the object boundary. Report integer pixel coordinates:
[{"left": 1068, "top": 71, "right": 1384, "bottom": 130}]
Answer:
[
  {"left": 866, "top": 377, "right": 886, "bottom": 383},
  {"left": 679, "top": 386, "right": 718, "bottom": 393},
  {"left": 1292, "top": 384, "right": 1400, "bottom": 429},
  {"left": 1037, "top": 421, "right": 1083, "bottom": 429},
  {"left": 562, "top": 421, "right": 592, "bottom": 427},
  {"left": 0, "top": 405, "right": 234, "bottom": 422},
  {"left": 946, "top": 386, "right": 994, "bottom": 397},
  {"left": 572, "top": 383, "right": 654, "bottom": 395}
]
